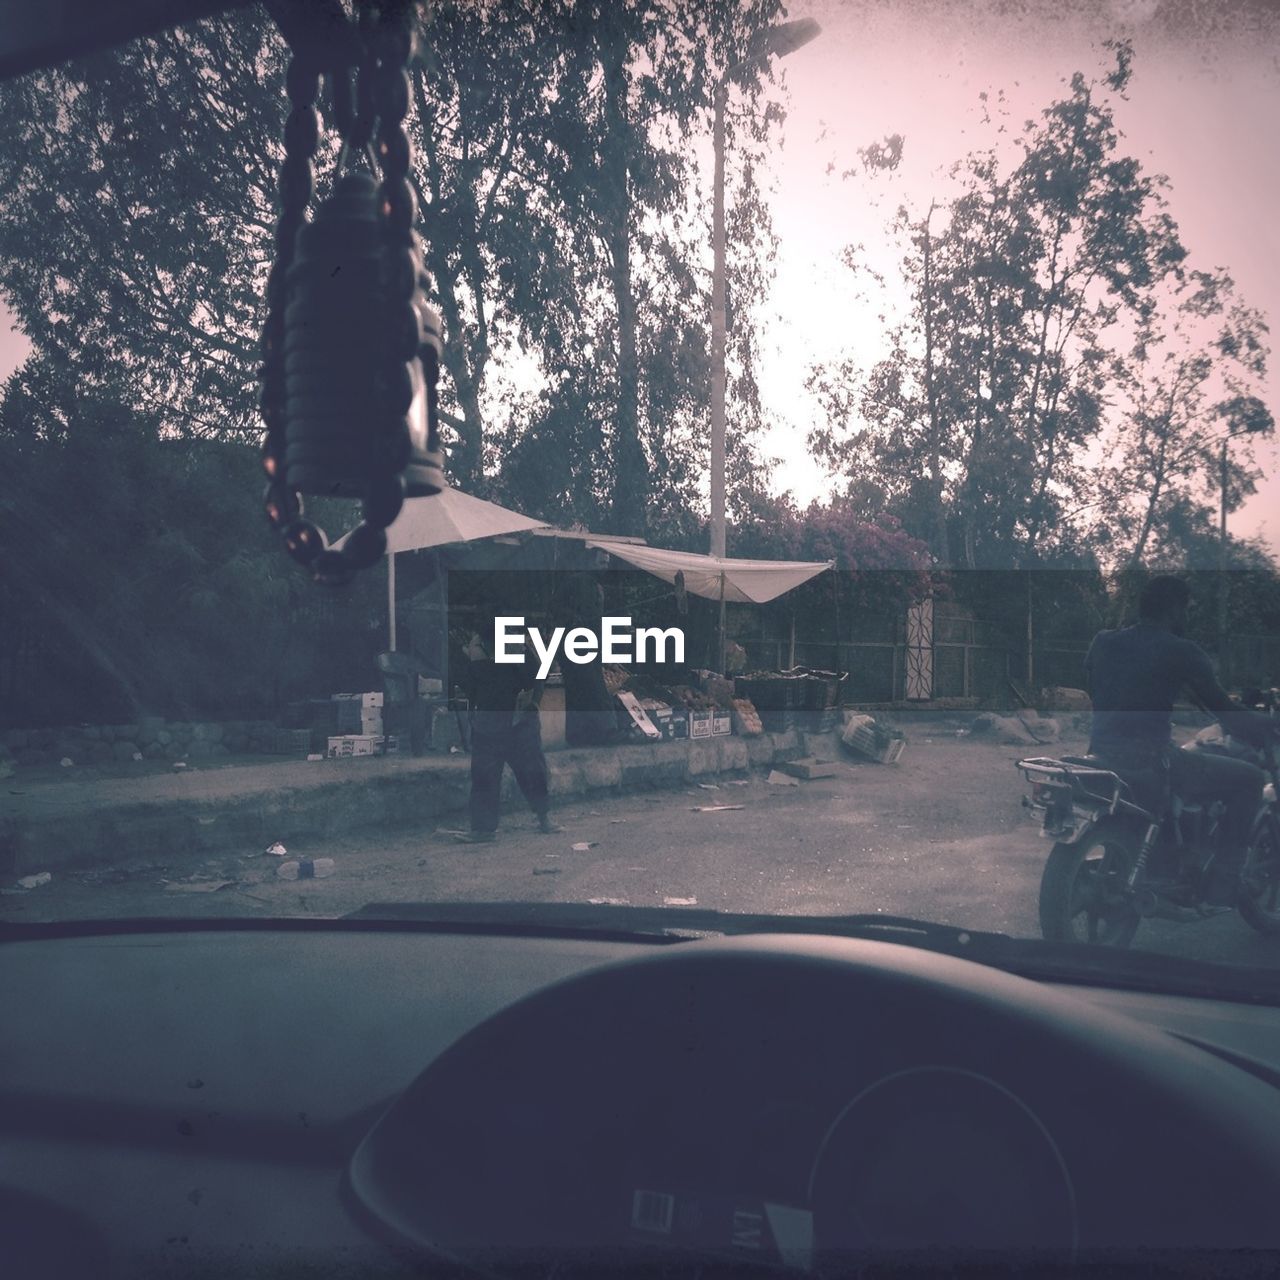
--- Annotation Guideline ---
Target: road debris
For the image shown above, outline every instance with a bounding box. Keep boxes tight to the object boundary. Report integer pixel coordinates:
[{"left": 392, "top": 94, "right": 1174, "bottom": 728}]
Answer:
[
  {"left": 15, "top": 872, "right": 52, "bottom": 890},
  {"left": 691, "top": 804, "right": 744, "bottom": 812},
  {"left": 60, "top": 757, "right": 74, "bottom": 768},
  {"left": 276, "top": 858, "right": 335, "bottom": 881},
  {"left": 697, "top": 783, "right": 721, "bottom": 791},
  {"left": 571, "top": 841, "right": 598, "bottom": 851},
  {"left": 588, "top": 897, "right": 629, "bottom": 906},
  {"left": 264, "top": 842, "right": 288, "bottom": 857},
  {"left": 663, "top": 896, "right": 697, "bottom": 906},
  {"left": 533, "top": 867, "right": 562, "bottom": 876},
  {"left": 841, "top": 714, "right": 906, "bottom": 764},
  {"left": 767, "top": 770, "right": 800, "bottom": 786},
  {"left": 778, "top": 757, "right": 841, "bottom": 781}
]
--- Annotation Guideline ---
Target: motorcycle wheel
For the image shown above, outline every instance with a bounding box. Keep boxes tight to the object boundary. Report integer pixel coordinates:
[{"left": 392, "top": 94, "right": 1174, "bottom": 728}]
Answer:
[
  {"left": 1039, "top": 823, "right": 1142, "bottom": 947},
  {"left": 1238, "top": 812, "right": 1280, "bottom": 936}
]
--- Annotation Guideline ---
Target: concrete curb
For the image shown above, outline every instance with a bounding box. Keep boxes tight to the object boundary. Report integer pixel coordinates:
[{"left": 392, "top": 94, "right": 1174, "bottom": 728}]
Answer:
[{"left": 2, "top": 731, "right": 808, "bottom": 876}]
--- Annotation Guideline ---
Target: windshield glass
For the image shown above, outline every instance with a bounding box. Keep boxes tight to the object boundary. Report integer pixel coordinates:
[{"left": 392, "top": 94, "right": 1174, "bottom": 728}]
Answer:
[{"left": 1, "top": 0, "right": 1278, "bottom": 986}]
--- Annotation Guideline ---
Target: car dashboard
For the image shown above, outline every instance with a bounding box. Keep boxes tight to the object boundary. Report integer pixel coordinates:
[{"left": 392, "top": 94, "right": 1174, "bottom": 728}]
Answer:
[{"left": 4, "top": 922, "right": 1280, "bottom": 1278}]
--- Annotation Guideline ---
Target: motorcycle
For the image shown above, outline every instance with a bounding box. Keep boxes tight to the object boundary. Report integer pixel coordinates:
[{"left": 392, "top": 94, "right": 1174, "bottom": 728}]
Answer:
[{"left": 1018, "top": 690, "right": 1280, "bottom": 947}]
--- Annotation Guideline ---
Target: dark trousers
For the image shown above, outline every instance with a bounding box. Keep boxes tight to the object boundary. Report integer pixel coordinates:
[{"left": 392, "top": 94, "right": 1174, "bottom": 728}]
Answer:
[
  {"left": 468, "top": 710, "right": 550, "bottom": 834},
  {"left": 1169, "top": 747, "right": 1266, "bottom": 871}
]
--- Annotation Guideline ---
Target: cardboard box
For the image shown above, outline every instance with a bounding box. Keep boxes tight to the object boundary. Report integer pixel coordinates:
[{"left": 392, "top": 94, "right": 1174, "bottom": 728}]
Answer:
[
  {"left": 331, "top": 693, "right": 384, "bottom": 734},
  {"left": 338, "top": 709, "right": 384, "bottom": 734},
  {"left": 327, "top": 734, "right": 398, "bottom": 758},
  {"left": 688, "top": 709, "right": 714, "bottom": 739},
  {"left": 616, "top": 692, "right": 661, "bottom": 740},
  {"left": 651, "top": 708, "right": 689, "bottom": 741},
  {"left": 332, "top": 691, "right": 384, "bottom": 707}
]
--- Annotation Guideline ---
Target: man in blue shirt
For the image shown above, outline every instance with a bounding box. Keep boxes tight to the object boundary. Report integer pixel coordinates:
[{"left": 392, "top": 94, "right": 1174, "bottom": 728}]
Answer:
[{"left": 1085, "top": 575, "right": 1270, "bottom": 906}]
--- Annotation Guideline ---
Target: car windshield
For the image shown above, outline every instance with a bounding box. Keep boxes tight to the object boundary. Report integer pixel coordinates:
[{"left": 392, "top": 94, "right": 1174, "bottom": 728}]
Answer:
[{"left": 1, "top": 0, "right": 1278, "bottom": 989}]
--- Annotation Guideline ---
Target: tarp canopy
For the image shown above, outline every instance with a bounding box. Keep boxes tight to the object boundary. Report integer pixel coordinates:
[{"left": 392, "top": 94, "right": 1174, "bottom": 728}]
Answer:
[
  {"left": 335, "top": 485, "right": 549, "bottom": 555},
  {"left": 585, "top": 539, "right": 834, "bottom": 605},
  {"left": 334, "top": 485, "right": 548, "bottom": 653}
]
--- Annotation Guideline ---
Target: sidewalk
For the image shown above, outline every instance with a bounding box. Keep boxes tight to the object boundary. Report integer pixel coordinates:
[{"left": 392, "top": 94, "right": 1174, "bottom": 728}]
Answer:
[{"left": 1, "top": 730, "right": 808, "bottom": 877}]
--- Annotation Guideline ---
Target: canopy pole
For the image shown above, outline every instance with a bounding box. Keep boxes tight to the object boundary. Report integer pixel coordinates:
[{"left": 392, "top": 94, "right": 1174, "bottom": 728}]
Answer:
[
  {"left": 718, "top": 570, "right": 726, "bottom": 674},
  {"left": 833, "top": 570, "right": 843, "bottom": 679},
  {"left": 388, "top": 550, "right": 397, "bottom": 652}
]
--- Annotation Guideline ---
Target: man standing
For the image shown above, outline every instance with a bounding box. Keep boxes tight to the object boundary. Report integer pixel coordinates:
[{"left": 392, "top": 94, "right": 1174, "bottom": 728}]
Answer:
[
  {"left": 551, "top": 572, "right": 621, "bottom": 747},
  {"left": 455, "top": 613, "right": 561, "bottom": 843},
  {"left": 1085, "top": 575, "right": 1271, "bottom": 906}
]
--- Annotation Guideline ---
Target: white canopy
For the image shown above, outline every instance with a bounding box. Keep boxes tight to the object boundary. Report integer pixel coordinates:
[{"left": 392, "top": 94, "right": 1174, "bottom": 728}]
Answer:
[
  {"left": 334, "top": 486, "right": 548, "bottom": 652},
  {"left": 585, "top": 538, "right": 834, "bottom": 604},
  {"left": 370, "top": 485, "right": 549, "bottom": 554}
]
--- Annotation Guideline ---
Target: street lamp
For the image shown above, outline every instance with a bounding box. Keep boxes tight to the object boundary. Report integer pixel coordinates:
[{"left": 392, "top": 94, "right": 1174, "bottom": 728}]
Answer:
[
  {"left": 710, "top": 17, "right": 821, "bottom": 562},
  {"left": 1217, "top": 417, "right": 1267, "bottom": 686}
]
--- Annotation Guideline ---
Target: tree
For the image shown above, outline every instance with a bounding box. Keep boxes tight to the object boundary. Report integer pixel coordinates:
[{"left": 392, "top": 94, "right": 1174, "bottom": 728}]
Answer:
[
  {"left": 0, "top": 353, "right": 386, "bottom": 724},
  {"left": 732, "top": 489, "right": 933, "bottom": 622},
  {"left": 486, "top": 0, "right": 787, "bottom": 537},
  {"left": 1091, "top": 268, "right": 1273, "bottom": 568},
  {"left": 0, "top": 1, "right": 789, "bottom": 542},
  {"left": 810, "top": 45, "right": 1188, "bottom": 570},
  {"left": 0, "top": 10, "right": 286, "bottom": 438}
]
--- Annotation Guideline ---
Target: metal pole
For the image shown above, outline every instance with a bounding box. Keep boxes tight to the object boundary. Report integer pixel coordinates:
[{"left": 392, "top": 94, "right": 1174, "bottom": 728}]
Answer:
[
  {"left": 1219, "top": 436, "right": 1229, "bottom": 685},
  {"left": 1026, "top": 569, "right": 1033, "bottom": 693},
  {"left": 388, "top": 550, "right": 397, "bottom": 652},
  {"left": 718, "top": 571, "right": 727, "bottom": 674},
  {"left": 710, "top": 81, "right": 727, "bottom": 562}
]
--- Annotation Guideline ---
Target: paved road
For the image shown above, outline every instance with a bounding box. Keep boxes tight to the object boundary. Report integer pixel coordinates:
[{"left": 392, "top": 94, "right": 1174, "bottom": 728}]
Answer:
[{"left": 6, "top": 734, "right": 1279, "bottom": 972}]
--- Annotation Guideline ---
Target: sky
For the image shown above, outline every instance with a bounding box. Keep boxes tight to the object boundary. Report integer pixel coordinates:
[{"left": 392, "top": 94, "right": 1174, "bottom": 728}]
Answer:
[
  {"left": 0, "top": 0, "right": 1276, "bottom": 551},
  {"left": 753, "top": 0, "right": 1280, "bottom": 550}
]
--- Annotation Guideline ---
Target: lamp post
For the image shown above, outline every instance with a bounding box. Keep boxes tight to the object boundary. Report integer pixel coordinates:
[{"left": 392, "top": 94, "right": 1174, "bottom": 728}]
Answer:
[
  {"left": 1217, "top": 419, "right": 1266, "bottom": 686},
  {"left": 710, "top": 17, "right": 821, "bottom": 562}
]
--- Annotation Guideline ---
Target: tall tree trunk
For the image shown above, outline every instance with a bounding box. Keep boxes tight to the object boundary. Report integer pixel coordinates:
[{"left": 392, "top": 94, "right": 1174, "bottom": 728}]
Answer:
[
  {"left": 920, "top": 205, "right": 950, "bottom": 566},
  {"left": 599, "top": 35, "right": 648, "bottom": 537},
  {"left": 434, "top": 266, "right": 485, "bottom": 490},
  {"left": 413, "top": 77, "right": 487, "bottom": 490}
]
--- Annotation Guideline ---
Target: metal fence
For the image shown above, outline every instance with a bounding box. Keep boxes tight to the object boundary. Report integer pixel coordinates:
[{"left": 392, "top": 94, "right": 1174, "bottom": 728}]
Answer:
[{"left": 738, "top": 636, "right": 1018, "bottom": 705}]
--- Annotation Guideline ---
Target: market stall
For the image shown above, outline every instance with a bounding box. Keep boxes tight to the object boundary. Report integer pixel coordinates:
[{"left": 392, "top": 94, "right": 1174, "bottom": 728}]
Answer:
[{"left": 581, "top": 539, "right": 841, "bottom": 738}]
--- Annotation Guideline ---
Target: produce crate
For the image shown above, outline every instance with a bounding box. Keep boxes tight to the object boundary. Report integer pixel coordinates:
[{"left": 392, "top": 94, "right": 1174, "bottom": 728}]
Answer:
[{"left": 842, "top": 720, "right": 906, "bottom": 765}]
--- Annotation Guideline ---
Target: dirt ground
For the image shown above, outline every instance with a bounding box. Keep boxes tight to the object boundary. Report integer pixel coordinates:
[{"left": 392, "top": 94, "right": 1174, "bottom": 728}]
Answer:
[{"left": 6, "top": 728, "right": 1279, "bottom": 972}]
